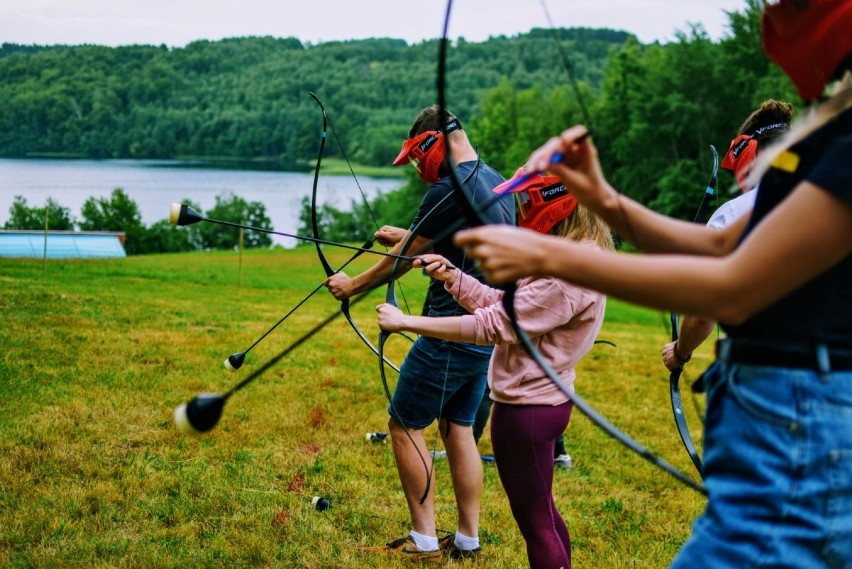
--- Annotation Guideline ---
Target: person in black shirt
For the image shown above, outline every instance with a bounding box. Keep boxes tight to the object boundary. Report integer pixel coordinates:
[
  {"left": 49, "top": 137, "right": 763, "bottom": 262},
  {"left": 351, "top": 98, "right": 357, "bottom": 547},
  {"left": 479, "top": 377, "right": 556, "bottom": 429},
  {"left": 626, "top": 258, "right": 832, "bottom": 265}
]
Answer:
[{"left": 325, "top": 105, "right": 513, "bottom": 561}]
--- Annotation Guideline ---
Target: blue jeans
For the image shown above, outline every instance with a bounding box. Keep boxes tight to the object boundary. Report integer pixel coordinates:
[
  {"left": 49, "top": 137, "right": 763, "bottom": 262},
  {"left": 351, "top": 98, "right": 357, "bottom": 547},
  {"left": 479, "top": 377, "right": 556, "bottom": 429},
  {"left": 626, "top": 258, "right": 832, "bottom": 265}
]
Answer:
[
  {"left": 389, "top": 336, "right": 491, "bottom": 429},
  {"left": 671, "top": 359, "right": 852, "bottom": 568}
]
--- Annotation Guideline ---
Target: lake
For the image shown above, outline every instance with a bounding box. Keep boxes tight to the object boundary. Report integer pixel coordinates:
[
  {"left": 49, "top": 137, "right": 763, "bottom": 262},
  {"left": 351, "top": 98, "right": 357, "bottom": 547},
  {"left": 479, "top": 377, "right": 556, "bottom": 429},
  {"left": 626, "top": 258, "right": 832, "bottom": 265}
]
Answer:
[{"left": 0, "top": 158, "right": 404, "bottom": 247}]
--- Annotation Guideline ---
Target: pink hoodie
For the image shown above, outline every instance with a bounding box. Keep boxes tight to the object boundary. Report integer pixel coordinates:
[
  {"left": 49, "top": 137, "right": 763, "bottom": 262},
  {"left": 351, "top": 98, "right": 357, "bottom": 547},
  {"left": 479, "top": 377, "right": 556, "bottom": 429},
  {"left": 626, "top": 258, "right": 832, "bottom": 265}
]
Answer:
[{"left": 447, "top": 242, "right": 606, "bottom": 406}]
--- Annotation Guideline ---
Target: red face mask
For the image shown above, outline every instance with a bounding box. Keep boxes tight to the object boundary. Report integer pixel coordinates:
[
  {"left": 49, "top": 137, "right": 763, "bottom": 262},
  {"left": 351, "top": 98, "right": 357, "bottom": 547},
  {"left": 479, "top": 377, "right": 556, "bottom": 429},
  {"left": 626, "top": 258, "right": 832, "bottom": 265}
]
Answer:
[
  {"left": 721, "top": 121, "right": 789, "bottom": 191},
  {"left": 761, "top": 0, "right": 852, "bottom": 101},
  {"left": 721, "top": 135, "right": 758, "bottom": 191},
  {"left": 392, "top": 119, "right": 462, "bottom": 183},
  {"left": 493, "top": 168, "right": 578, "bottom": 235}
]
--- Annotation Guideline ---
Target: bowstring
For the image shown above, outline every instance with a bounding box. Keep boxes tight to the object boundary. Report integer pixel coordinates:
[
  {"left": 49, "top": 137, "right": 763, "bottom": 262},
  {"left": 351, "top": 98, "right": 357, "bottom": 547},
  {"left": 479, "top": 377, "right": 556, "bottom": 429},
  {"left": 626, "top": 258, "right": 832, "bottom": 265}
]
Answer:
[
  {"left": 537, "top": 0, "right": 640, "bottom": 249},
  {"left": 428, "top": 156, "right": 485, "bottom": 477}
]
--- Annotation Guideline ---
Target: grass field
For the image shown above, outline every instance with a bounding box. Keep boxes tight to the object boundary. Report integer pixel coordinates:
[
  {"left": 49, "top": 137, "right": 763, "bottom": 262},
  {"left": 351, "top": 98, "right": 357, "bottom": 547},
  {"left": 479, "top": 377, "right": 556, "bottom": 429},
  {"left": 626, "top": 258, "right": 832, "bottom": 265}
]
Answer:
[{"left": 0, "top": 247, "right": 711, "bottom": 568}]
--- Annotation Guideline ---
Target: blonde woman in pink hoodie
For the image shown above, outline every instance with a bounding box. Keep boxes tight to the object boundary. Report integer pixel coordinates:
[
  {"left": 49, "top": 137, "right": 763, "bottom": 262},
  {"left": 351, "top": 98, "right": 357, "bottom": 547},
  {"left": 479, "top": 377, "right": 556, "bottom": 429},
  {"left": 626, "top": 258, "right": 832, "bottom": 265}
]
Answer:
[{"left": 376, "top": 170, "right": 614, "bottom": 569}]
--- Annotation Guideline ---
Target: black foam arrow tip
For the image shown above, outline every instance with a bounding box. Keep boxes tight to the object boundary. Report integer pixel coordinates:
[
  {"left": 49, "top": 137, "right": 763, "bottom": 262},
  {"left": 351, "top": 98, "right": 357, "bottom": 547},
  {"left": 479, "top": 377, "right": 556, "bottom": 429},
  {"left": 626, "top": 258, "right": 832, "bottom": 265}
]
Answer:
[
  {"left": 169, "top": 203, "right": 203, "bottom": 226},
  {"left": 224, "top": 352, "right": 245, "bottom": 372},
  {"left": 174, "top": 393, "right": 226, "bottom": 434}
]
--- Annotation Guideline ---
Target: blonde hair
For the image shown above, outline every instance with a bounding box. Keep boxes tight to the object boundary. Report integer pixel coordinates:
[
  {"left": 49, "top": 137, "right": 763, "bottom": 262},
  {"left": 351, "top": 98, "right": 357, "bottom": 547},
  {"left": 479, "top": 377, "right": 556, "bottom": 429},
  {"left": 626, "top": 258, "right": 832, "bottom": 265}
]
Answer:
[
  {"left": 745, "top": 72, "right": 852, "bottom": 187},
  {"left": 554, "top": 203, "right": 615, "bottom": 250}
]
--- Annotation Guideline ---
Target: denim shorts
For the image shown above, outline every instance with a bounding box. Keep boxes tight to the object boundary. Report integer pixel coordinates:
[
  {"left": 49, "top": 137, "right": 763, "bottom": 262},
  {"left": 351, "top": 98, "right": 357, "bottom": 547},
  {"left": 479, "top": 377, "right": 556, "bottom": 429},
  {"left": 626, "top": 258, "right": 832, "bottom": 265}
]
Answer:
[
  {"left": 388, "top": 335, "right": 491, "bottom": 429},
  {"left": 670, "top": 359, "right": 852, "bottom": 568}
]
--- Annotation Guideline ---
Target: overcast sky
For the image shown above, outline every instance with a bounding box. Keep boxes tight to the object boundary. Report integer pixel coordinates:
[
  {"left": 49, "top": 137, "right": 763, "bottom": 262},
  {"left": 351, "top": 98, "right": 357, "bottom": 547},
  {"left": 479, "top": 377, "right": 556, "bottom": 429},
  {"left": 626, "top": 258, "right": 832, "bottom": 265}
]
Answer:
[{"left": 1, "top": 0, "right": 749, "bottom": 48}]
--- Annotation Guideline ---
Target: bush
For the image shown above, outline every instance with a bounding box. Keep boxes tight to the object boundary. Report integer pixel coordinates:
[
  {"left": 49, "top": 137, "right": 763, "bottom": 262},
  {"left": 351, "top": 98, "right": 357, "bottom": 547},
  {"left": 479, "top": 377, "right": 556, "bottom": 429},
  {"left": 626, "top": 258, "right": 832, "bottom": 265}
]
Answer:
[
  {"left": 195, "top": 193, "right": 273, "bottom": 250},
  {"left": 4, "top": 195, "right": 75, "bottom": 230}
]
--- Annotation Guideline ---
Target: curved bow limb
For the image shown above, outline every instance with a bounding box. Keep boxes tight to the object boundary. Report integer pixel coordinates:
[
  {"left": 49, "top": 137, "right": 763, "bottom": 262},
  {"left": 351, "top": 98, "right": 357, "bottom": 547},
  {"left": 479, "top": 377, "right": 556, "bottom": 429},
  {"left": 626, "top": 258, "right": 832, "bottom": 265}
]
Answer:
[
  {"left": 308, "top": 92, "right": 404, "bottom": 373},
  {"left": 667, "top": 143, "right": 719, "bottom": 474}
]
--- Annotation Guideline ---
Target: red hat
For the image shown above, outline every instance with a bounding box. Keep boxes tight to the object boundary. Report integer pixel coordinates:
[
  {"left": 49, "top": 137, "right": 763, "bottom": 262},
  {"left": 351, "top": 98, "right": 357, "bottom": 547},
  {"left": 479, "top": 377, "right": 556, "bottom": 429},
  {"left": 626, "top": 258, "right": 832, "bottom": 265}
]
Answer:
[
  {"left": 494, "top": 168, "right": 578, "bottom": 235},
  {"left": 762, "top": 0, "right": 852, "bottom": 101}
]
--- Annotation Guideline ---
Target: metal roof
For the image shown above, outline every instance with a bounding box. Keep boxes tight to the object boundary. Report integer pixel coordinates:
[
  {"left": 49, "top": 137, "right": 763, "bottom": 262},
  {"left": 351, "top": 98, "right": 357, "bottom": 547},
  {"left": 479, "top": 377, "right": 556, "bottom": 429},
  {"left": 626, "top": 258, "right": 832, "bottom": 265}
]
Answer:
[{"left": 0, "top": 231, "right": 126, "bottom": 259}]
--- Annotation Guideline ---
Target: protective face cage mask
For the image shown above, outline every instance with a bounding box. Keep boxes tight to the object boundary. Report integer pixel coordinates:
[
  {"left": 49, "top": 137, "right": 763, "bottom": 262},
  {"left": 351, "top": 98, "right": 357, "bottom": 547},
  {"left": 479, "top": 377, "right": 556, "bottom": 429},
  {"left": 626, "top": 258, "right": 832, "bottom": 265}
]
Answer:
[
  {"left": 721, "top": 121, "right": 788, "bottom": 191},
  {"left": 392, "top": 118, "right": 462, "bottom": 183},
  {"left": 494, "top": 168, "right": 578, "bottom": 234}
]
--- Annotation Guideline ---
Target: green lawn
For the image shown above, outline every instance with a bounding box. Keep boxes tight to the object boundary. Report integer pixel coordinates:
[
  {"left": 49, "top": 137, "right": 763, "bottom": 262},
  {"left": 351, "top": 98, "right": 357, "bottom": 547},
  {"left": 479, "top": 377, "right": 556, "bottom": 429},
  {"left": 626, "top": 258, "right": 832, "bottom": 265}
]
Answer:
[{"left": 0, "top": 248, "right": 710, "bottom": 568}]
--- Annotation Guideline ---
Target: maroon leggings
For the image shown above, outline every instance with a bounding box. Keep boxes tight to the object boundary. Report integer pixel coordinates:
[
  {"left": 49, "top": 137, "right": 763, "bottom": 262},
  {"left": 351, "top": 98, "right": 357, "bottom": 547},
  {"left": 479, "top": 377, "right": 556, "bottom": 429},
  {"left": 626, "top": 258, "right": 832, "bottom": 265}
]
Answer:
[{"left": 491, "top": 401, "right": 573, "bottom": 569}]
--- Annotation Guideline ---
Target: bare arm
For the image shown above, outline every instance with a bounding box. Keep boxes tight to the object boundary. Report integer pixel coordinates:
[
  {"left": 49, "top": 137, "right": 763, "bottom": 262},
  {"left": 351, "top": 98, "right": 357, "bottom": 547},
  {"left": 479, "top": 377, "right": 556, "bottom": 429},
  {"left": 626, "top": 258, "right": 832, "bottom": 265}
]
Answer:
[
  {"left": 376, "top": 303, "right": 468, "bottom": 343},
  {"left": 324, "top": 232, "right": 431, "bottom": 299},
  {"left": 374, "top": 225, "right": 407, "bottom": 247},
  {"left": 456, "top": 182, "right": 852, "bottom": 324},
  {"left": 661, "top": 316, "right": 717, "bottom": 371},
  {"left": 526, "top": 126, "right": 744, "bottom": 256}
]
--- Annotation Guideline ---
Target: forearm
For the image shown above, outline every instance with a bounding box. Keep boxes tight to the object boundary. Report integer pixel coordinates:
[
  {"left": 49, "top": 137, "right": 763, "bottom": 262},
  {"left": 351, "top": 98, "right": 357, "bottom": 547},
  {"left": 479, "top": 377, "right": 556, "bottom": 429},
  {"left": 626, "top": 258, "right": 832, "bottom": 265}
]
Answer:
[
  {"left": 350, "top": 238, "right": 414, "bottom": 294},
  {"left": 536, "top": 243, "right": 731, "bottom": 320},
  {"left": 449, "top": 272, "right": 503, "bottom": 313},
  {"left": 676, "top": 316, "right": 718, "bottom": 357},
  {"left": 592, "top": 186, "right": 730, "bottom": 255},
  {"left": 395, "top": 314, "right": 469, "bottom": 343},
  {"left": 536, "top": 136, "right": 732, "bottom": 255},
  {"left": 458, "top": 182, "right": 852, "bottom": 324},
  {"left": 537, "top": 187, "right": 850, "bottom": 324}
]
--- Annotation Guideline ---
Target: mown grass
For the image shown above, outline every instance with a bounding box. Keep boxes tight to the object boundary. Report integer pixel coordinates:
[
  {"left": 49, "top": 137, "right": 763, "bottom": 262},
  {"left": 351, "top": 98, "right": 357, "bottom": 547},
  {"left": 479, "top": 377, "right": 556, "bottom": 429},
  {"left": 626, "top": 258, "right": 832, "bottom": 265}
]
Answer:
[
  {"left": 318, "top": 158, "right": 405, "bottom": 179},
  {"left": 0, "top": 248, "right": 711, "bottom": 568}
]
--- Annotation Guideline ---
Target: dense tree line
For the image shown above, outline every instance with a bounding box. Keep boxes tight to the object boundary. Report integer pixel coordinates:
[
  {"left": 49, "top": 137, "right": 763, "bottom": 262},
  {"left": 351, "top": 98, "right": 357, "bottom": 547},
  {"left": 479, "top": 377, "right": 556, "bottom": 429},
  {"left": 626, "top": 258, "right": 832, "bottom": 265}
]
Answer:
[
  {"left": 0, "top": 28, "right": 627, "bottom": 168},
  {"left": 4, "top": 191, "right": 272, "bottom": 255}
]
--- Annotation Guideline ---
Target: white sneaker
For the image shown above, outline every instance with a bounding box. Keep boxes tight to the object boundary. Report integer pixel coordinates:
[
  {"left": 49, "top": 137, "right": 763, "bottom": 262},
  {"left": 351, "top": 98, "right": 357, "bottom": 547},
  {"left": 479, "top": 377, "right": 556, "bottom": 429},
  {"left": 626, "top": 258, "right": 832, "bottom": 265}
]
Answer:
[
  {"left": 430, "top": 450, "right": 447, "bottom": 459},
  {"left": 554, "top": 453, "right": 573, "bottom": 469}
]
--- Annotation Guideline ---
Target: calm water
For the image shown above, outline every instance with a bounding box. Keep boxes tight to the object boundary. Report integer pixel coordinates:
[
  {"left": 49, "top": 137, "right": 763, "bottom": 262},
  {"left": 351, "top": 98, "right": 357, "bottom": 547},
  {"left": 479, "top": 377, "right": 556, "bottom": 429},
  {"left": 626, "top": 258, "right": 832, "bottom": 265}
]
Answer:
[{"left": 0, "top": 158, "right": 403, "bottom": 247}]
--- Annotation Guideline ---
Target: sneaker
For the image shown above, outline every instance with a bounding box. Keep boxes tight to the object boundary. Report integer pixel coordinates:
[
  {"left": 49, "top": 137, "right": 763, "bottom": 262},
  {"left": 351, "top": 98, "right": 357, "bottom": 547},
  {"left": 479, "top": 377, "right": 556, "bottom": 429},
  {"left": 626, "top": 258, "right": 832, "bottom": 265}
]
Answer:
[
  {"left": 438, "top": 534, "right": 483, "bottom": 560},
  {"left": 554, "top": 453, "right": 573, "bottom": 469},
  {"left": 430, "top": 450, "right": 447, "bottom": 459},
  {"left": 360, "top": 535, "right": 441, "bottom": 563}
]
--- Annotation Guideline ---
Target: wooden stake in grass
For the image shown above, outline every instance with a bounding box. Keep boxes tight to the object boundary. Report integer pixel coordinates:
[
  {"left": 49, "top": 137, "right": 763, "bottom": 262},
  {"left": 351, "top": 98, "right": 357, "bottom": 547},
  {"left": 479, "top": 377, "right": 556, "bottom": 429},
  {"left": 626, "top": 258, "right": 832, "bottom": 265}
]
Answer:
[
  {"left": 42, "top": 203, "right": 48, "bottom": 270},
  {"left": 239, "top": 218, "right": 244, "bottom": 288}
]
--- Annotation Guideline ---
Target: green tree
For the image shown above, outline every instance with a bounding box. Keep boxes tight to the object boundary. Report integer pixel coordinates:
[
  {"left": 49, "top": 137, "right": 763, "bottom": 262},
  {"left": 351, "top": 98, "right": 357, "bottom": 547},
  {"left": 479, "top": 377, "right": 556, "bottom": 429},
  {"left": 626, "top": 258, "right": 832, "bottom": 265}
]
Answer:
[
  {"left": 143, "top": 220, "right": 199, "bottom": 254},
  {"left": 79, "top": 188, "right": 147, "bottom": 254},
  {"left": 4, "top": 195, "right": 75, "bottom": 230},
  {"left": 196, "top": 194, "right": 272, "bottom": 250},
  {"left": 0, "top": 31, "right": 623, "bottom": 163},
  {"left": 467, "top": 78, "right": 518, "bottom": 175}
]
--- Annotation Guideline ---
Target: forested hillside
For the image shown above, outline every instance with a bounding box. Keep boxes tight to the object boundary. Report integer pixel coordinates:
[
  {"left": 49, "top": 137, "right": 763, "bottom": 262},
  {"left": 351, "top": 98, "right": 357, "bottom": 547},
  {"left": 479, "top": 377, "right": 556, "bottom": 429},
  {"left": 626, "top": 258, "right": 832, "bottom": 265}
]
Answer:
[{"left": 0, "top": 28, "right": 627, "bottom": 167}]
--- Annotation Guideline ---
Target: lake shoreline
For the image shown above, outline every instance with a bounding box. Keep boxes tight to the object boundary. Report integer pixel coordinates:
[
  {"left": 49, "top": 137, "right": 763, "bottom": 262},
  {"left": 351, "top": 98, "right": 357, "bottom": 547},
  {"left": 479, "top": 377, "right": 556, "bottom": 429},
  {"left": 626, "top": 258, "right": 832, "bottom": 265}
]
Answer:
[
  {"left": 0, "top": 158, "right": 404, "bottom": 247},
  {"left": 8, "top": 154, "right": 405, "bottom": 178}
]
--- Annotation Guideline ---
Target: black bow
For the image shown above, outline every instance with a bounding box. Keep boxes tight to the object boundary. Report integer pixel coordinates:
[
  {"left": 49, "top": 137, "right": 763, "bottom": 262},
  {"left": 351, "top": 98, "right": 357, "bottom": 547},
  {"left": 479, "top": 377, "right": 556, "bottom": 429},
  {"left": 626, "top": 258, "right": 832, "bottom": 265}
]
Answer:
[{"left": 437, "top": 0, "right": 705, "bottom": 495}]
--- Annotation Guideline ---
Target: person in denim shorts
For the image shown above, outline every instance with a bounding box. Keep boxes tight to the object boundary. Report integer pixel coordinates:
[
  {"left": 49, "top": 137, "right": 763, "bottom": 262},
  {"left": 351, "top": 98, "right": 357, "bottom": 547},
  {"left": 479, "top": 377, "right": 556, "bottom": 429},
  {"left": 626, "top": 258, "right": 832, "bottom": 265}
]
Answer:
[
  {"left": 456, "top": 2, "right": 852, "bottom": 566},
  {"left": 377, "top": 171, "right": 614, "bottom": 569},
  {"left": 324, "top": 105, "right": 513, "bottom": 561}
]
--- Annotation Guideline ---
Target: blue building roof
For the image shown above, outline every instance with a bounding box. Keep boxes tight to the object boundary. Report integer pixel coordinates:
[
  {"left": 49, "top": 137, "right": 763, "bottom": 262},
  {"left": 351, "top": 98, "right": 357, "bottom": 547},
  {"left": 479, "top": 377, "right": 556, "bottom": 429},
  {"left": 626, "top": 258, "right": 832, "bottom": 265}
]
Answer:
[{"left": 0, "top": 231, "right": 126, "bottom": 259}]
